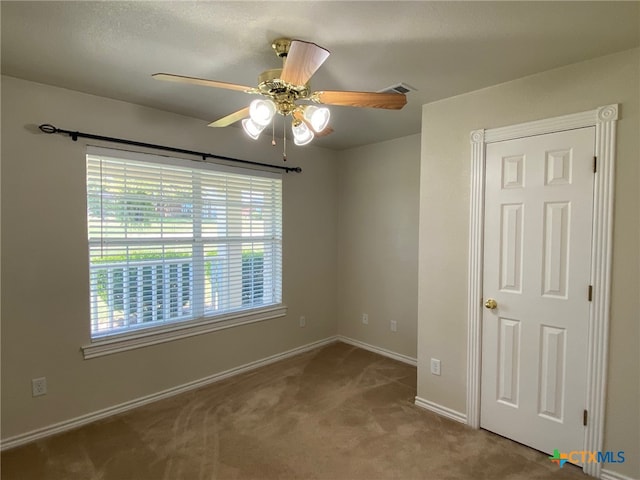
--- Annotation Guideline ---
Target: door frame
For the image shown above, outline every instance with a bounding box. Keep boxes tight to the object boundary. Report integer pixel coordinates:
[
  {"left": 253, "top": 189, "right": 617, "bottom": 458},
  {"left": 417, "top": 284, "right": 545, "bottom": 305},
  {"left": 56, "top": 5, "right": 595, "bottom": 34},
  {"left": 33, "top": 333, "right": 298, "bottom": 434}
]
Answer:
[{"left": 466, "top": 104, "right": 618, "bottom": 478}]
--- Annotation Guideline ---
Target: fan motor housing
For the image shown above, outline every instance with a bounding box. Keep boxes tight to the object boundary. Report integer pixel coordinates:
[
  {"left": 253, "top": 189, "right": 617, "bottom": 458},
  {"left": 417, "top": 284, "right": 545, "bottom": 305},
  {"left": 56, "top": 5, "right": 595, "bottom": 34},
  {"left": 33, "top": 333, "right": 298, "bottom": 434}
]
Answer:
[{"left": 258, "top": 68, "right": 310, "bottom": 115}]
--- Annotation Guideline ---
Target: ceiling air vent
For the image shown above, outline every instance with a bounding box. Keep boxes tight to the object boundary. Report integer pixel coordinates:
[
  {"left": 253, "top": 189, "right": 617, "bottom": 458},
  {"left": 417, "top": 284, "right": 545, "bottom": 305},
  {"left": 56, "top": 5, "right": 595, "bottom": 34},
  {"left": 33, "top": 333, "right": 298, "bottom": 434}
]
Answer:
[{"left": 377, "top": 82, "right": 417, "bottom": 94}]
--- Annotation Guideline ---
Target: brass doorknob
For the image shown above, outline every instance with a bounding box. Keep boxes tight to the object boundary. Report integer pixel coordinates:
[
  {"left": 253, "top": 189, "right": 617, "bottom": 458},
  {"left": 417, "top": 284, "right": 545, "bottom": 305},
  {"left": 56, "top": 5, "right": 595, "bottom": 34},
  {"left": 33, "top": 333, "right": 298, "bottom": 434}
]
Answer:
[{"left": 484, "top": 298, "right": 498, "bottom": 309}]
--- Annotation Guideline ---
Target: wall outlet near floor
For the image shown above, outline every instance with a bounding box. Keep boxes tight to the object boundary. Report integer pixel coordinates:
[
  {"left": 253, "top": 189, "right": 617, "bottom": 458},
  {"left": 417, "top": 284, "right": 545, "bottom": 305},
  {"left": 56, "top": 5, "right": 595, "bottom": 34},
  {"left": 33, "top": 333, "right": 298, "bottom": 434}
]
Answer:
[
  {"left": 430, "top": 359, "right": 441, "bottom": 376},
  {"left": 32, "top": 377, "right": 47, "bottom": 397},
  {"left": 390, "top": 320, "right": 397, "bottom": 332},
  {"left": 362, "top": 313, "right": 369, "bottom": 325},
  {"left": 299, "top": 316, "right": 306, "bottom": 328}
]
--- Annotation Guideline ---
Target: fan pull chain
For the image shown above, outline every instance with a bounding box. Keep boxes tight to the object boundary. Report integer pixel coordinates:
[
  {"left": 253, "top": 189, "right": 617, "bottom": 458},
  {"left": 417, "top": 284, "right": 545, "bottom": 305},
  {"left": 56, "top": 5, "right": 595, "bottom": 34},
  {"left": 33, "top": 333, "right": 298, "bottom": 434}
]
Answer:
[
  {"left": 272, "top": 121, "right": 276, "bottom": 146},
  {"left": 283, "top": 116, "right": 287, "bottom": 162}
]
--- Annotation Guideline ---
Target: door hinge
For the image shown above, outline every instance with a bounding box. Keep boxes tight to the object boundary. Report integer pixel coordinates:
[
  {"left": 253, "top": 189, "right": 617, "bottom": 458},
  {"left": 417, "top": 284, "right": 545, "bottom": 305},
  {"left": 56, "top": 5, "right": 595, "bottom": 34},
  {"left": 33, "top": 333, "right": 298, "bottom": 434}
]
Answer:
[
  {"left": 583, "top": 409, "right": 588, "bottom": 426},
  {"left": 588, "top": 285, "right": 593, "bottom": 302},
  {"left": 593, "top": 156, "right": 597, "bottom": 173}
]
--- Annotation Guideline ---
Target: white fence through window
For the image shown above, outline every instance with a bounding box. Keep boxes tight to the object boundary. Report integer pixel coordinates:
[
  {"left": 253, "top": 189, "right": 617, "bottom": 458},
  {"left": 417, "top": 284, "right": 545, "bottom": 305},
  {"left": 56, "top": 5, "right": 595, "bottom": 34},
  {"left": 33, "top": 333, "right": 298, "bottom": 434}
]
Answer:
[{"left": 86, "top": 147, "right": 282, "bottom": 338}]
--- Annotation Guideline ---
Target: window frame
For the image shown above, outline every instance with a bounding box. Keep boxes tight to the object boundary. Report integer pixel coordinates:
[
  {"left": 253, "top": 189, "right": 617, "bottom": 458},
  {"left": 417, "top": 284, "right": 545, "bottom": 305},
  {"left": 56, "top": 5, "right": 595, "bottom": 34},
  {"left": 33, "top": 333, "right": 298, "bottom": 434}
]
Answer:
[{"left": 82, "top": 146, "right": 286, "bottom": 359}]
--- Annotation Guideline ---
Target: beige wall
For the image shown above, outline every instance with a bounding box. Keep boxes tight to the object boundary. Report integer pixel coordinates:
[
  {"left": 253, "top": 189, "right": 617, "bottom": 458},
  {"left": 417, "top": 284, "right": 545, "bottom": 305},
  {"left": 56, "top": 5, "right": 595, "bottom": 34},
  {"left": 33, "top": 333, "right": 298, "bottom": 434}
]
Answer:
[
  {"left": 417, "top": 48, "right": 639, "bottom": 477},
  {"left": 2, "top": 48, "right": 638, "bottom": 478},
  {"left": 336, "top": 135, "right": 421, "bottom": 358},
  {"left": 0, "top": 76, "right": 338, "bottom": 439}
]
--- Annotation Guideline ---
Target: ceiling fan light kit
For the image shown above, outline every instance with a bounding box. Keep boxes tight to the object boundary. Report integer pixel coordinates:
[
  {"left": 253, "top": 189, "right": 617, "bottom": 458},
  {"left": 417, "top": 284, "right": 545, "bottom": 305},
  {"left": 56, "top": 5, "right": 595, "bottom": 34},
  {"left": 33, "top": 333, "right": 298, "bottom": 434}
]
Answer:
[
  {"left": 303, "top": 105, "right": 331, "bottom": 133},
  {"left": 249, "top": 98, "right": 277, "bottom": 127},
  {"left": 292, "top": 120, "right": 314, "bottom": 146},
  {"left": 241, "top": 118, "right": 266, "bottom": 140},
  {"left": 153, "top": 37, "right": 407, "bottom": 156}
]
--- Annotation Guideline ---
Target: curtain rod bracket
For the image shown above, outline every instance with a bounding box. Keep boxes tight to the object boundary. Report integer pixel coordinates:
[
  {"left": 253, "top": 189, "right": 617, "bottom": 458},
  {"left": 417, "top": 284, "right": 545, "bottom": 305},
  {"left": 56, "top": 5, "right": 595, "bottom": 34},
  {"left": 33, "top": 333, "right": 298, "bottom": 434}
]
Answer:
[{"left": 38, "top": 123, "right": 302, "bottom": 174}]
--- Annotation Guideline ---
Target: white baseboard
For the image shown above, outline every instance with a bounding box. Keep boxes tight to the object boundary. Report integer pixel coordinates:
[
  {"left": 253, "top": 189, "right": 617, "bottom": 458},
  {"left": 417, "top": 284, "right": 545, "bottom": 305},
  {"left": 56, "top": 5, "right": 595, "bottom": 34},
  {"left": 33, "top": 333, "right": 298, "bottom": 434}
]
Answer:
[
  {"left": 414, "top": 396, "right": 467, "bottom": 424},
  {"left": 0, "top": 336, "right": 338, "bottom": 451},
  {"left": 336, "top": 335, "right": 417, "bottom": 366},
  {"left": 601, "top": 469, "right": 639, "bottom": 480}
]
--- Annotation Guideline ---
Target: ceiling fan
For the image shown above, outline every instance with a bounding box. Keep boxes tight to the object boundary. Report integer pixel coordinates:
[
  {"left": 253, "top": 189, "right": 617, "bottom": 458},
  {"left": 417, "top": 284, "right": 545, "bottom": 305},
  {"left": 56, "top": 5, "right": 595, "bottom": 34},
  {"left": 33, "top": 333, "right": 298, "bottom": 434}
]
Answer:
[{"left": 152, "top": 38, "right": 407, "bottom": 148}]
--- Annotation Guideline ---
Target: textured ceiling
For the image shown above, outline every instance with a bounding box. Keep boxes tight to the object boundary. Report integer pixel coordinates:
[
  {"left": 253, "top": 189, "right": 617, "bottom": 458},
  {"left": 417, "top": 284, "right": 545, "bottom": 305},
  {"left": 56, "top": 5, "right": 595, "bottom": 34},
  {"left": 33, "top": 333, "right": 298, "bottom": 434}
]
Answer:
[{"left": 2, "top": 1, "right": 638, "bottom": 150}]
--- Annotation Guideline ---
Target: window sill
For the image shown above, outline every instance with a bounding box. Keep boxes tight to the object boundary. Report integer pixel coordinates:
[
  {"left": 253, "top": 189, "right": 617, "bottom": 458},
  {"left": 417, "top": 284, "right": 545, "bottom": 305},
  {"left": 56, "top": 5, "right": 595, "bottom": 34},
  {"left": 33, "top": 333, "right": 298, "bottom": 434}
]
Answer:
[{"left": 81, "top": 305, "right": 288, "bottom": 359}]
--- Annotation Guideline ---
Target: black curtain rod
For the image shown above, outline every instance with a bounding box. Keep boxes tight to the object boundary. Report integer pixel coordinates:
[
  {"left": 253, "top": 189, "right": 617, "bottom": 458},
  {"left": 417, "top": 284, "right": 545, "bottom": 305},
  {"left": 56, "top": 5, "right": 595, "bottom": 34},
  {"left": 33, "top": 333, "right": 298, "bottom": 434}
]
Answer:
[{"left": 38, "top": 124, "right": 302, "bottom": 173}]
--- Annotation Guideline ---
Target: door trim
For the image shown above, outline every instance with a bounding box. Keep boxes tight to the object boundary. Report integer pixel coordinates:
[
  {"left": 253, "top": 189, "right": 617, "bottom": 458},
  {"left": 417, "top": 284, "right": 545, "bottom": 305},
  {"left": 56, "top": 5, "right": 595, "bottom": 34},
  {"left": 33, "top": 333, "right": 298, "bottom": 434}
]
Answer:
[{"left": 466, "top": 104, "right": 618, "bottom": 478}]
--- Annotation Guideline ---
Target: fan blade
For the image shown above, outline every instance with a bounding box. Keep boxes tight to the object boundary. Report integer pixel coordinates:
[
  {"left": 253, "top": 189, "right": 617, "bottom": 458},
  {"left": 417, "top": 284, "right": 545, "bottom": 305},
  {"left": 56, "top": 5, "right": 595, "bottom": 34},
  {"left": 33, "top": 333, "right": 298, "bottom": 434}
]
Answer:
[
  {"left": 315, "top": 126, "right": 334, "bottom": 137},
  {"left": 152, "top": 73, "right": 255, "bottom": 93},
  {"left": 280, "top": 40, "right": 330, "bottom": 86},
  {"left": 208, "top": 107, "right": 250, "bottom": 127},
  {"left": 314, "top": 90, "right": 406, "bottom": 109}
]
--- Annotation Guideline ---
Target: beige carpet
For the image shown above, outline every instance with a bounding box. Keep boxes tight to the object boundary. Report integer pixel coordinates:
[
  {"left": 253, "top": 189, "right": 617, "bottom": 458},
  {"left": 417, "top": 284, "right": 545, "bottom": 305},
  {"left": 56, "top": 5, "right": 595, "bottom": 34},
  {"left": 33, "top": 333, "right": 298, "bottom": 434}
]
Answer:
[{"left": 1, "top": 342, "right": 586, "bottom": 479}]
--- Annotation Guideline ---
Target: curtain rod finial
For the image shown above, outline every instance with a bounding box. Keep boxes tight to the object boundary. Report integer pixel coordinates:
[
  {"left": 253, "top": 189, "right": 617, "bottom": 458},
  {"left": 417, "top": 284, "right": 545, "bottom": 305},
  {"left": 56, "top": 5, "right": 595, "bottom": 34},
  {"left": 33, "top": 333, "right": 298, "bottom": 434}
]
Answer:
[{"left": 39, "top": 124, "right": 57, "bottom": 134}]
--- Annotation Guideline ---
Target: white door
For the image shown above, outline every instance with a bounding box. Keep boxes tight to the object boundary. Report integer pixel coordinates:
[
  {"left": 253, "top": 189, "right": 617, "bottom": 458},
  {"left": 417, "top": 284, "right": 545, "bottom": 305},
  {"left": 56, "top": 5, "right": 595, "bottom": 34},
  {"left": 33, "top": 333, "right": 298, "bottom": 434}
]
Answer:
[{"left": 480, "top": 127, "right": 595, "bottom": 461}]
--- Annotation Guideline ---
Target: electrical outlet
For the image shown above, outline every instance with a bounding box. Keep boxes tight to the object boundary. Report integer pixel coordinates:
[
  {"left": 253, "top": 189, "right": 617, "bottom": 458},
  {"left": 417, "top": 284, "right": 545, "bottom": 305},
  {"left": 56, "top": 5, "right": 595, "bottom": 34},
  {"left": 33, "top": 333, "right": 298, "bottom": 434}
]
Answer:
[
  {"left": 430, "top": 359, "right": 441, "bottom": 376},
  {"left": 362, "top": 313, "right": 368, "bottom": 325},
  {"left": 32, "top": 377, "right": 47, "bottom": 397},
  {"left": 299, "top": 316, "right": 306, "bottom": 328},
  {"left": 390, "top": 320, "right": 397, "bottom": 332}
]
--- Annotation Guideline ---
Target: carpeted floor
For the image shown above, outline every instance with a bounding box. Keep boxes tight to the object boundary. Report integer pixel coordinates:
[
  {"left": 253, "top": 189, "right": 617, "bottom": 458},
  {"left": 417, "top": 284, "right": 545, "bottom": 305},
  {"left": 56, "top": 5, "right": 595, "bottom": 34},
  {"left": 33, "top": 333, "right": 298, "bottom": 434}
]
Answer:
[{"left": 1, "top": 342, "right": 587, "bottom": 479}]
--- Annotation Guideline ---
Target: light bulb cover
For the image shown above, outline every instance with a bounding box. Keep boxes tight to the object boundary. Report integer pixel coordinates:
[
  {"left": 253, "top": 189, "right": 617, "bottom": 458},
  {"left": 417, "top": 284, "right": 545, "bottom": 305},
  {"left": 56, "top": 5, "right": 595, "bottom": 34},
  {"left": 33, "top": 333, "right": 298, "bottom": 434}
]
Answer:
[
  {"left": 292, "top": 120, "right": 314, "bottom": 146},
  {"left": 249, "top": 99, "right": 277, "bottom": 127},
  {"left": 242, "top": 118, "right": 266, "bottom": 140},
  {"left": 303, "top": 105, "right": 331, "bottom": 133}
]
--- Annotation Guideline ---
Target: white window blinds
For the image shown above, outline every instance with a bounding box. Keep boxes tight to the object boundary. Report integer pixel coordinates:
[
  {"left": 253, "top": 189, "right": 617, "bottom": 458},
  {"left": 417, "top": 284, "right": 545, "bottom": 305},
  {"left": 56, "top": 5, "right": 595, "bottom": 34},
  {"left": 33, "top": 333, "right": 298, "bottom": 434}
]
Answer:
[{"left": 86, "top": 147, "right": 282, "bottom": 338}]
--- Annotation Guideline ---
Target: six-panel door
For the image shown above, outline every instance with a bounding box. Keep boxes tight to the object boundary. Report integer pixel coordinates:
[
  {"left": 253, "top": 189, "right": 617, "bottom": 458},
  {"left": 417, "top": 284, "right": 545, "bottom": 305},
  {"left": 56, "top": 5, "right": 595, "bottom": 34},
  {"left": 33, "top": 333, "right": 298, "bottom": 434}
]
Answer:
[{"left": 481, "top": 127, "right": 595, "bottom": 462}]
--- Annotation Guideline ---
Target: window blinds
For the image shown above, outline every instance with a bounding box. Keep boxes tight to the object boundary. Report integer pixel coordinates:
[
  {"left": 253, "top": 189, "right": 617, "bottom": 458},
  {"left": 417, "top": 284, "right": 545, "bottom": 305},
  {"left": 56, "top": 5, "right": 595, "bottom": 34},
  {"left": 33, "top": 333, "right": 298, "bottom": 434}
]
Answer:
[{"left": 86, "top": 147, "right": 282, "bottom": 338}]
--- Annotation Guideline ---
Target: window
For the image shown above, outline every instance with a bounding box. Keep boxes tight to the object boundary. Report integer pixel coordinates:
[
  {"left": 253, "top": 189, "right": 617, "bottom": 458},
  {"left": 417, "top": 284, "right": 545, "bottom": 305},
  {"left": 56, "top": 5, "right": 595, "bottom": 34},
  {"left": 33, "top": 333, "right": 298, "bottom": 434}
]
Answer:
[{"left": 86, "top": 147, "right": 283, "bottom": 342}]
